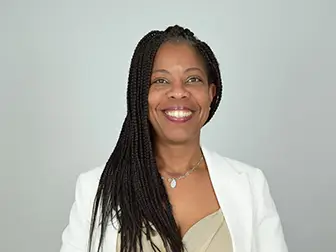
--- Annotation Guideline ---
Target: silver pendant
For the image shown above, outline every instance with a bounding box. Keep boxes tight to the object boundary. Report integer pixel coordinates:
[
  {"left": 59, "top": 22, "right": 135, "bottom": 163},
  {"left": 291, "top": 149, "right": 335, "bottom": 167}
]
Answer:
[{"left": 169, "top": 178, "right": 177, "bottom": 188}]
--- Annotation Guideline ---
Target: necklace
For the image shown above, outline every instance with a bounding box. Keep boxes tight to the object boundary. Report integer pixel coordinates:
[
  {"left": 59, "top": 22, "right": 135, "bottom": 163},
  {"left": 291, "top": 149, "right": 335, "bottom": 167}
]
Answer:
[{"left": 161, "top": 156, "right": 204, "bottom": 189}]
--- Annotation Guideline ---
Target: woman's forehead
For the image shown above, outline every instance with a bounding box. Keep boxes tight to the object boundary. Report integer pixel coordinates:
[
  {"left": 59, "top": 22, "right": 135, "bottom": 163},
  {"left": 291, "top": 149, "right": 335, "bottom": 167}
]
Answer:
[{"left": 152, "top": 42, "right": 205, "bottom": 70}]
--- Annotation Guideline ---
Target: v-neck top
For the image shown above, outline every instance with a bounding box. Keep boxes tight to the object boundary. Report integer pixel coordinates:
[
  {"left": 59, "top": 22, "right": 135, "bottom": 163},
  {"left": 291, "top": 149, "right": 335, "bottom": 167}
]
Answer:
[{"left": 116, "top": 209, "right": 232, "bottom": 252}]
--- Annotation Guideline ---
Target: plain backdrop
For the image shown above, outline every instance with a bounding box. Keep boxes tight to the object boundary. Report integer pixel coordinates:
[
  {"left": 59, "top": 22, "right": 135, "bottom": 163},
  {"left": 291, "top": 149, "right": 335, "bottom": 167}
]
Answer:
[{"left": 1, "top": 0, "right": 335, "bottom": 251}]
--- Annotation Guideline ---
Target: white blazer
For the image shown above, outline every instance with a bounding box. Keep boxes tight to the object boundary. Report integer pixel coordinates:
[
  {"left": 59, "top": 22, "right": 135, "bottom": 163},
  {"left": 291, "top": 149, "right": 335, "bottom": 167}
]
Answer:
[{"left": 60, "top": 147, "right": 288, "bottom": 252}]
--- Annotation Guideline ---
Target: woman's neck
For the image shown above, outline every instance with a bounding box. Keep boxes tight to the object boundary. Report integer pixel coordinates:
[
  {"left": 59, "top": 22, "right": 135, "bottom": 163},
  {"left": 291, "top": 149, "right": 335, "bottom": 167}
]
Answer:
[{"left": 154, "top": 140, "right": 203, "bottom": 175}]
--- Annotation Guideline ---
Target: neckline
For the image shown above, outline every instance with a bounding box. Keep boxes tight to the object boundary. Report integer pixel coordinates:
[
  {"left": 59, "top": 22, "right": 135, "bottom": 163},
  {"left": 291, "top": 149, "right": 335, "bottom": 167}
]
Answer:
[{"left": 181, "top": 208, "right": 222, "bottom": 240}]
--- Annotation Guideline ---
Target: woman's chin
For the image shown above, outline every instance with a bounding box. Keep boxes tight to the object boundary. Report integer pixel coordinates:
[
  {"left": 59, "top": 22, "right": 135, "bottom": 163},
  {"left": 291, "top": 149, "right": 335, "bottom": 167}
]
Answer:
[{"left": 162, "top": 132, "right": 199, "bottom": 145}]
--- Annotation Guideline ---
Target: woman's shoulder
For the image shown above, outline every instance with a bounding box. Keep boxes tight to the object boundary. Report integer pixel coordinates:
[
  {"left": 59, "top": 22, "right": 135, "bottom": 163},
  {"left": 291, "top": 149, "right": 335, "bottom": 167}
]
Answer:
[
  {"left": 204, "top": 147, "right": 262, "bottom": 173},
  {"left": 78, "top": 165, "right": 104, "bottom": 185},
  {"left": 73, "top": 166, "right": 105, "bottom": 205},
  {"left": 203, "top": 147, "right": 268, "bottom": 184}
]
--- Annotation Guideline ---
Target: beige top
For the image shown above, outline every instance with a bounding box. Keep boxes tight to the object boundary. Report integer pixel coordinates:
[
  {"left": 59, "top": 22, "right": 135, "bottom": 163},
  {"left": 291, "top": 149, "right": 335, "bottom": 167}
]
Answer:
[{"left": 116, "top": 209, "right": 232, "bottom": 252}]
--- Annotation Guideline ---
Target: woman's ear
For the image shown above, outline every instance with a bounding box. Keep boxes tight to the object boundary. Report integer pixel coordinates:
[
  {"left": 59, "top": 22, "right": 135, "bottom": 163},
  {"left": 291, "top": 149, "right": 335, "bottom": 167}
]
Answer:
[{"left": 208, "top": 83, "right": 217, "bottom": 103}]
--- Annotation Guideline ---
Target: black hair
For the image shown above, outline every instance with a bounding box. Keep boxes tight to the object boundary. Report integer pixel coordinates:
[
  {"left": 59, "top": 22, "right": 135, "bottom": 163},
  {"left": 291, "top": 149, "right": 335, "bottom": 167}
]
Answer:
[{"left": 88, "top": 25, "right": 223, "bottom": 252}]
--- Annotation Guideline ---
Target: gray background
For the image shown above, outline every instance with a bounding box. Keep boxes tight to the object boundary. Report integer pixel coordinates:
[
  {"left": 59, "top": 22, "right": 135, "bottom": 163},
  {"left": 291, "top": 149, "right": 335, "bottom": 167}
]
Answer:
[{"left": 1, "top": 0, "right": 335, "bottom": 251}]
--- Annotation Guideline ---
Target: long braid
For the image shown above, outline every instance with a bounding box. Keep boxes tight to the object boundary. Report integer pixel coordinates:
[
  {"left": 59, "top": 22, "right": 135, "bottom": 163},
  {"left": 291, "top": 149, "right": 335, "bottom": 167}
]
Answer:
[
  {"left": 88, "top": 25, "right": 223, "bottom": 252},
  {"left": 131, "top": 31, "right": 182, "bottom": 251}
]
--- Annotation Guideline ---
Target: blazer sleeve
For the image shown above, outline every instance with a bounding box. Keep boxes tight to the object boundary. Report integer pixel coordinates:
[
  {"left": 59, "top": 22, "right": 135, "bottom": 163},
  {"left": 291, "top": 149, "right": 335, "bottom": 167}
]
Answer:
[
  {"left": 253, "top": 169, "right": 289, "bottom": 252},
  {"left": 60, "top": 174, "right": 93, "bottom": 252}
]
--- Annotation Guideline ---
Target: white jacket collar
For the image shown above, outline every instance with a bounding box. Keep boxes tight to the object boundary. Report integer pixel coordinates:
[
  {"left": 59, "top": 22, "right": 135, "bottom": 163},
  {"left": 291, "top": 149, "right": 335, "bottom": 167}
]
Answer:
[{"left": 202, "top": 146, "right": 253, "bottom": 252}]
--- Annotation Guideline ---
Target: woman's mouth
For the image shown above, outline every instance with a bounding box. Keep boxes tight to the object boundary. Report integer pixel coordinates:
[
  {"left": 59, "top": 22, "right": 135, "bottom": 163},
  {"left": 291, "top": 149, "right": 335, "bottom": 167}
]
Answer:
[{"left": 163, "top": 108, "right": 193, "bottom": 122}]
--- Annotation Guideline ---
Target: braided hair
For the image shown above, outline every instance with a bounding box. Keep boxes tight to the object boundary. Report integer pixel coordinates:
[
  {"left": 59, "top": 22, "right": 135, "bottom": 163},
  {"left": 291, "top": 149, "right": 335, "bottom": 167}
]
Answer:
[{"left": 88, "top": 25, "right": 223, "bottom": 252}]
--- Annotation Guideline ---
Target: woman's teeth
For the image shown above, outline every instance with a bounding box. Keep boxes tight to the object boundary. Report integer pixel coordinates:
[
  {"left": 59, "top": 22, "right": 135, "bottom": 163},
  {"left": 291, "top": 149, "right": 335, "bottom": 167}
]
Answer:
[{"left": 164, "top": 110, "right": 192, "bottom": 118}]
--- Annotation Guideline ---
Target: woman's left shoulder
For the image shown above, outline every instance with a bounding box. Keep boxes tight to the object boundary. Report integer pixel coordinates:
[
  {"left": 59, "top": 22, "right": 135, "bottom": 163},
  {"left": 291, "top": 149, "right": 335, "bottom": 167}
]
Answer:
[
  {"left": 222, "top": 155, "right": 268, "bottom": 181},
  {"left": 204, "top": 147, "right": 267, "bottom": 180}
]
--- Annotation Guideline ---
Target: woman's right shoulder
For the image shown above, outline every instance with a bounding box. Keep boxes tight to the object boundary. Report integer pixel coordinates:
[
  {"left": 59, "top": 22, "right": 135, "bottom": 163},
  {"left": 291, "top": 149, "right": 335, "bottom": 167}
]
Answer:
[
  {"left": 72, "top": 166, "right": 105, "bottom": 208},
  {"left": 60, "top": 165, "right": 113, "bottom": 252},
  {"left": 77, "top": 165, "right": 104, "bottom": 187}
]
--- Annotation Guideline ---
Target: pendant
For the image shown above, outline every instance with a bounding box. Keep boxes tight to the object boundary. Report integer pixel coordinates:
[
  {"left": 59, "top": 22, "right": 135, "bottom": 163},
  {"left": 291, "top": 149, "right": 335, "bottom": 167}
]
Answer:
[{"left": 169, "top": 178, "right": 177, "bottom": 188}]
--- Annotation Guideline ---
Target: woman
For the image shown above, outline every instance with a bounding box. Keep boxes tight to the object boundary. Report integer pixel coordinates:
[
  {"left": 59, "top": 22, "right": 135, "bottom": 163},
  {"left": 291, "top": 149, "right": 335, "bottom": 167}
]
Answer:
[{"left": 60, "top": 25, "right": 288, "bottom": 252}]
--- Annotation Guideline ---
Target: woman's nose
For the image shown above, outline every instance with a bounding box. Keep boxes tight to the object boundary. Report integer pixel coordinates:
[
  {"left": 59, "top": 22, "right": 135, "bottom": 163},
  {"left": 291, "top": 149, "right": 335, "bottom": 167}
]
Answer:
[{"left": 166, "top": 81, "right": 189, "bottom": 99}]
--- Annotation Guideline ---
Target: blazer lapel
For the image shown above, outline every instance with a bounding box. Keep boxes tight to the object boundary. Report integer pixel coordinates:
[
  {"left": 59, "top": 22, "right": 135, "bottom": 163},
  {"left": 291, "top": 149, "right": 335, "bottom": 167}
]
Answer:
[{"left": 202, "top": 147, "right": 253, "bottom": 252}]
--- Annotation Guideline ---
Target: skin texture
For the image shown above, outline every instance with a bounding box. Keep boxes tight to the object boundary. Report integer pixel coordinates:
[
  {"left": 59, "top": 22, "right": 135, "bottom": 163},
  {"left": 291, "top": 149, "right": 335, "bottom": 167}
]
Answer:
[{"left": 148, "top": 42, "right": 220, "bottom": 237}]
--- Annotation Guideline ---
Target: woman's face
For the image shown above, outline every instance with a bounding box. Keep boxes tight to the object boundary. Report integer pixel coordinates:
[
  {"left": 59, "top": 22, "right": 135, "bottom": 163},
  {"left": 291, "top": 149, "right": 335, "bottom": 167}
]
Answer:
[{"left": 148, "top": 42, "right": 216, "bottom": 144}]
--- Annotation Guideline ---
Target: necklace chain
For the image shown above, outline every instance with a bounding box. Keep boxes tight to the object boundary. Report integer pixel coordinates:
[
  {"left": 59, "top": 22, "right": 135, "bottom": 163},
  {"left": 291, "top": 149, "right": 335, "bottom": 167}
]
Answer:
[{"left": 161, "top": 156, "right": 204, "bottom": 189}]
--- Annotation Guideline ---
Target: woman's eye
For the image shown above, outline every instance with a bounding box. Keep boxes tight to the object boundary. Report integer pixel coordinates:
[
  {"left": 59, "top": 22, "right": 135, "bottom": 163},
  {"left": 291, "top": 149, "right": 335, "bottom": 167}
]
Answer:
[
  {"left": 153, "top": 79, "right": 169, "bottom": 84},
  {"left": 187, "top": 77, "right": 202, "bottom": 83}
]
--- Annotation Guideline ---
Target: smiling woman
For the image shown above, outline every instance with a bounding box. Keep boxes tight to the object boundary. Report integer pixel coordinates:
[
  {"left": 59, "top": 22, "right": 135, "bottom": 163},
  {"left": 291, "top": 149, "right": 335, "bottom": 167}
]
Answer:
[
  {"left": 60, "top": 25, "right": 288, "bottom": 252},
  {"left": 149, "top": 42, "right": 216, "bottom": 146}
]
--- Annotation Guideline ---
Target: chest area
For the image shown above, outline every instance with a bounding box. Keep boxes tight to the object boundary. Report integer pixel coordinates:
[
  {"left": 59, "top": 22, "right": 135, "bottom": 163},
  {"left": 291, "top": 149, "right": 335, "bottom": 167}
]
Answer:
[{"left": 166, "top": 171, "right": 220, "bottom": 237}]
